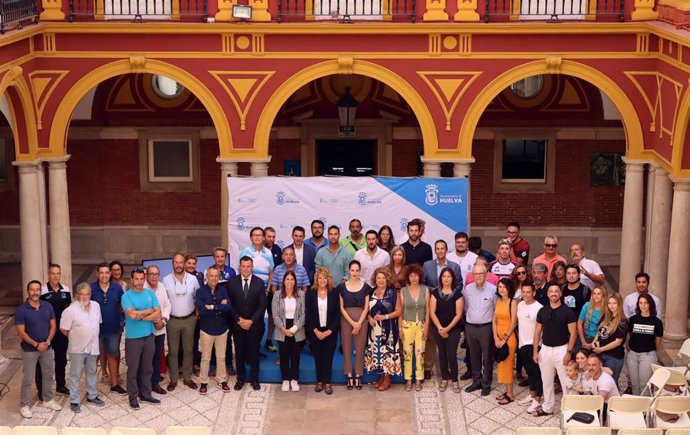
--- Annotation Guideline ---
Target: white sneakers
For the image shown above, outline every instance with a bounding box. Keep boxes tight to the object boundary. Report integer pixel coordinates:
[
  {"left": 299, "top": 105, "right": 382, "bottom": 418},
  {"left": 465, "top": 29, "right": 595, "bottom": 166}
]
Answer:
[
  {"left": 517, "top": 396, "right": 534, "bottom": 406},
  {"left": 43, "top": 400, "right": 63, "bottom": 411},
  {"left": 527, "top": 399, "right": 541, "bottom": 413},
  {"left": 281, "top": 380, "right": 300, "bottom": 392},
  {"left": 19, "top": 406, "right": 32, "bottom": 418}
]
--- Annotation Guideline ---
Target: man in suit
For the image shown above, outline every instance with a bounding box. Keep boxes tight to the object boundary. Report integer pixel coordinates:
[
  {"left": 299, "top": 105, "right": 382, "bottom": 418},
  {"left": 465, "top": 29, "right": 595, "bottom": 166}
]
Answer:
[
  {"left": 287, "top": 226, "right": 317, "bottom": 284},
  {"left": 421, "top": 239, "right": 463, "bottom": 381},
  {"left": 227, "top": 256, "right": 267, "bottom": 391}
]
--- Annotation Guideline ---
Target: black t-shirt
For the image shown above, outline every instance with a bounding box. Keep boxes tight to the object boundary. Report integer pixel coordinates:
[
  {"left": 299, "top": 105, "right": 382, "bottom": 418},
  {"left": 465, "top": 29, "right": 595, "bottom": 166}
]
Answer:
[
  {"left": 338, "top": 282, "right": 372, "bottom": 308},
  {"left": 431, "top": 288, "right": 463, "bottom": 329},
  {"left": 628, "top": 314, "right": 663, "bottom": 353},
  {"left": 270, "top": 244, "right": 283, "bottom": 267},
  {"left": 402, "top": 240, "right": 433, "bottom": 267},
  {"left": 535, "top": 284, "right": 549, "bottom": 307},
  {"left": 561, "top": 283, "right": 590, "bottom": 319},
  {"left": 597, "top": 319, "right": 628, "bottom": 359},
  {"left": 536, "top": 304, "right": 576, "bottom": 347}
]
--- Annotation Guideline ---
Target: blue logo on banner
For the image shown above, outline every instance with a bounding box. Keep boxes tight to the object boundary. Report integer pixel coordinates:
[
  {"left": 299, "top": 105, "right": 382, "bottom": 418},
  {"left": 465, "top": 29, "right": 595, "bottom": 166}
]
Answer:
[
  {"left": 375, "top": 177, "right": 468, "bottom": 233},
  {"left": 276, "top": 192, "right": 285, "bottom": 205},
  {"left": 425, "top": 184, "right": 439, "bottom": 206},
  {"left": 236, "top": 217, "right": 246, "bottom": 231},
  {"left": 358, "top": 192, "right": 367, "bottom": 206},
  {"left": 400, "top": 218, "right": 408, "bottom": 232},
  {"left": 277, "top": 240, "right": 285, "bottom": 249}
]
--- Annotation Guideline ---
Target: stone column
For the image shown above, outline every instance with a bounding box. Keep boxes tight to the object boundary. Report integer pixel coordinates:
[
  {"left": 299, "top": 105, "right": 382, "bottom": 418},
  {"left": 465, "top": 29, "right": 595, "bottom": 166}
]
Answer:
[
  {"left": 47, "top": 156, "right": 73, "bottom": 287},
  {"left": 643, "top": 164, "right": 655, "bottom": 272},
  {"left": 37, "top": 162, "right": 49, "bottom": 283},
  {"left": 663, "top": 180, "right": 690, "bottom": 341},
  {"left": 452, "top": 158, "right": 474, "bottom": 230},
  {"left": 646, "top": 165, "right": 672, "bottom": 313},
  {"left": 249, "top": 158, "right": 271, "bottom": 177},
  {"left": 217, "top": 158, "right": 239, "bottom": 249},
  {"left": 618, "top": 159, "right": 645, "bottom": 296},
  {"left": 420, "top": 157, "right": 441, "bottom": 177},
  {"left": 13, "top": 162, "right": 46, "bottom": 297}
]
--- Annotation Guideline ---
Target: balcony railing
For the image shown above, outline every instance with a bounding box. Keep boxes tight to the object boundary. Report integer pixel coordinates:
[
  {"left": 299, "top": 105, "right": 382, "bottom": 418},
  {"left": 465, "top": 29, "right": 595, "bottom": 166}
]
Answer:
[
  {"left": 484, "top": 0, "right": 624, "bottom": 22},
  {"left": 277, "top": 0, "right": 416, "bottom": 22},
  {"left": 0, "top": 0, "right": 38, "bottom": 33},
  {"left": 69, "top": 0, "right": 207, "bottom": 21}
]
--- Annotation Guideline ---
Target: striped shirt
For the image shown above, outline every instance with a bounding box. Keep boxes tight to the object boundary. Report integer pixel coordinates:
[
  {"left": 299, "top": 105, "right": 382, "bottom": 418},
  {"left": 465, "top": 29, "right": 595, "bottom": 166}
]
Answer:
[
  {"left": 239, "top": 245, "right": 274, "bottom": 285},
  {"left": 271, "top": 263, "right": 311, "bottom": 290}
]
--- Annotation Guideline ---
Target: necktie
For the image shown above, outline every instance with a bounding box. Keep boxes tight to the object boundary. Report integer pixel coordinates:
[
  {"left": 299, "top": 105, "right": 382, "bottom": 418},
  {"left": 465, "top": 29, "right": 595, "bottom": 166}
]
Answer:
[{"left": 243, "top": 279, "right": 249, "bottom": 295}]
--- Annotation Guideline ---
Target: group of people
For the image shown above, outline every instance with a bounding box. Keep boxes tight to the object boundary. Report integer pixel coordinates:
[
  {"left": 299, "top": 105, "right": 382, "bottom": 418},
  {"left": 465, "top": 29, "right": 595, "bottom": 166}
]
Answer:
[{"left": 14, "top": 219, "right": 666, "bottom": 422}]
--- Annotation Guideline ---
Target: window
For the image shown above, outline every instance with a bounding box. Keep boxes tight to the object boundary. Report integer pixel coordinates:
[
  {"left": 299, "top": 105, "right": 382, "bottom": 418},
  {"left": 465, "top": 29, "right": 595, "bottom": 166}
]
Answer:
[
  {"left": 139, "top": 130, "right": 200, "bottom": 192},
  {"left": 0, "top": 127, "right": 14, "bottom": 191},
  {"left": 493, "top": 131, "right": 555, "bottom": 193}
]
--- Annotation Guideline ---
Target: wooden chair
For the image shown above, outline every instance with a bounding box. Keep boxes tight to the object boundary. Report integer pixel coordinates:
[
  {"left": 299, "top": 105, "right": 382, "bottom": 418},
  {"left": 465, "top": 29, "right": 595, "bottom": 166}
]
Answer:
[
  {"left": 561, "top": 394, "right": 604, "bottom": 431},
  {"left": 607, "top": 395, "right": 652, "bottom": 430}
]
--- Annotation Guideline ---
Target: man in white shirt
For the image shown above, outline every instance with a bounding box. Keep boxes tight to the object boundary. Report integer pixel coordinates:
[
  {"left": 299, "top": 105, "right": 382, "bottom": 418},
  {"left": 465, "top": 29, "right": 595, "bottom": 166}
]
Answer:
[
  {"left": 60, "top": 282, "right": 104, "bottom": 413},
  {"left": 583, "top": 353, "right": 620, "bottom": 410},
  {"left": 162, "top": 253, "right": 200, "bottom": 391},
  {"left": 488, "top": 239, "right": 517, "bottom": 280},
  {"left": 623, "top": 272, "right": 663, "bottom": 319},
  {"left": 517, "top": 282, "right": 544, "bottom": 413},
  {"left": 570, "top": 244, "right": 605, "bottom": 289},
  {"left": 353, "top": 230, "right": 391, "bottom": 284},
  {"left": 446, "top": 231, "right": 477, "bottom": 283},
  {"left": 144, "top": 265, "right": 171, "bottom": 395}
]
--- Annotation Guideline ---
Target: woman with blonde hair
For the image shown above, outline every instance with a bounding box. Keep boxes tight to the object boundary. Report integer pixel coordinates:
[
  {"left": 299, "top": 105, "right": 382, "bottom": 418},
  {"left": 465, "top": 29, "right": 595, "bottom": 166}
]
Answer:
[
  {"left": 305, "top": 267, "right": 340, "bottom": 395},
  {"left": 578, "top": 286, "right": 607, "bottom": 351},
  {"left": 592, "top": 292, "right": 627, "bottom": 384},
  {"left": 365, "top": 267, "right": 402, "bottom": 391},
  {"left": 399, "top": 264, "right": 429, "bottom": 391},
  {"left": 388, "top": 245, "right": 408, "bottom": 290}
]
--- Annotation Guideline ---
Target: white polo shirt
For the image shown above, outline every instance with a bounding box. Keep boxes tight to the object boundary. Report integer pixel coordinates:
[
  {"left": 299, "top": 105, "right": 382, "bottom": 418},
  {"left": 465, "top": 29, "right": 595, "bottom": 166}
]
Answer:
[
  {"left": 145, "top": 282, "right": 172, "bottom": 336},
  {"left": 447, "top": 250, "right": 478, "bottom": 282},
  {"left": 60, "top": 302, "right": 102, "bottom": 355}
]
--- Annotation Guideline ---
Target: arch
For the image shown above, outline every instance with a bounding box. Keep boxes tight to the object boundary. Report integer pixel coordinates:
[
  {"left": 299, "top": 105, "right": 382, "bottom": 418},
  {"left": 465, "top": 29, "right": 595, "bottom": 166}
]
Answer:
[
  {"left": 253, "top": 60, "right": 437, "bottom": 159},
  {"left": 0, "top": 70, "right": 39, "bottom": 160},
  {"left": 672, "top": 87, "right": 690, "bottom": 179},
  {"left": 458, "top": 60, "right": 645, "bottom": 162},
  {"left": 48, "top": 59, "right": 232, "bottom": 157}
]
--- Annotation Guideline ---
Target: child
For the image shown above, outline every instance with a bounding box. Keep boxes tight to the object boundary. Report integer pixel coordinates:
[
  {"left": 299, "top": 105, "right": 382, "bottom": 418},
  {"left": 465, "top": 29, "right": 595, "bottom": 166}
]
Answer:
[{"left": 564, "top": 360, "right": 585, "bottom": 395}]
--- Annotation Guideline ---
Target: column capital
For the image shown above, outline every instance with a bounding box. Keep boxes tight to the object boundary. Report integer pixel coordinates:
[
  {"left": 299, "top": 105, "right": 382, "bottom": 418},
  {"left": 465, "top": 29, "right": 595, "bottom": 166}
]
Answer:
[
  {"left": 671, "top": 179, "right": 690, "bottom": 191},
  {"left": 621, "top": 157, "right": 647, "bottom": 172},
  {"left": 44, "top": 155, "right": 72, "bottom": 170},
  {"left": 12, "top": 161, "right": 40, "bottom": 173}
]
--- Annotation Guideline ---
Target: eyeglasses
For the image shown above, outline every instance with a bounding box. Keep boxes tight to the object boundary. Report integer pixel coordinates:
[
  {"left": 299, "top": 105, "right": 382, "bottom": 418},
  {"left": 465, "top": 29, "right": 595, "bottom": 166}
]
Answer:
[
  {"left": 545, "top": 244, "right": 558, "bottom": 248},
  {"left": 132, "top": 267, "right": 145, "bottom": 274},
  {"left": 516, "top": 271, "right": 527, "bottom": 276},
  {"left": 147, "top": 272, "right": 160, "bottom": 276}
]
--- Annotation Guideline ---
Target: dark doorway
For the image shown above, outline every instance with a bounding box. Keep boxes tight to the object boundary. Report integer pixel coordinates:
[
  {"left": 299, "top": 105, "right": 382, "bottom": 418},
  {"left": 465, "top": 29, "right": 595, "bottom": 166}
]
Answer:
[{"left": 317, "top": 139, "right": 376, "bottom": 176}]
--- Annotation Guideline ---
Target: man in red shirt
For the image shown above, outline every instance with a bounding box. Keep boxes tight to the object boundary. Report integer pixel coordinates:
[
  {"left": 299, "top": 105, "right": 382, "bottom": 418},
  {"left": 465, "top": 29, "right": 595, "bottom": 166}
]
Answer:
[{"left": 507, "top": 222, "right": 530, "bottom": 265}]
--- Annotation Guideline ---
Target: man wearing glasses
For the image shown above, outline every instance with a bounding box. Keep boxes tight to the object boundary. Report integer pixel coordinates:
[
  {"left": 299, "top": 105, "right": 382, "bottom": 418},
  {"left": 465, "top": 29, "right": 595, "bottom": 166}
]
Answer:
[
  {"left": 531, "top": 284, "right": 577, "bottom": 417},
  {"left": 463, "top": 264, "right": 497, "bottom": 396},
  {"left": 143, "top": 265, "right": 171, "bottom": 395},
  {"left": 90, "top": 263, "right": 126, "bottom": 395},
  {"left": 532, "top": 235, "right": 567, "bottom": 280},
  {"left": 122, "top": 268, "right": 162, "bottom": 410},
  {"left": 506, "top": 222, "right": 530, "bottom": 265},
  {"left": 162, "top": 253, "right": 200, "bottom": 391}
]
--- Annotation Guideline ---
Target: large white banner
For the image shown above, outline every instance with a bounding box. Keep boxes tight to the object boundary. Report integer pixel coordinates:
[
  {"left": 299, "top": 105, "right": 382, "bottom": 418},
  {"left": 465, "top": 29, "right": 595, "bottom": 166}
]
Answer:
[{"left": 227, "top": 176, "right": 468, "bottom": 268}]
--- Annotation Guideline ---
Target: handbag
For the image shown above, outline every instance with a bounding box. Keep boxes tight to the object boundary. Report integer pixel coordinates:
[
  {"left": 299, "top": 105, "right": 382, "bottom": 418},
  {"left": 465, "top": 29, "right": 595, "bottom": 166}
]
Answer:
[
  {"left": 567, "top": 412, "right": 595, "bottom": 424},
  {"left": 493, "top": 342, "right": 509, "bottom": 362}
]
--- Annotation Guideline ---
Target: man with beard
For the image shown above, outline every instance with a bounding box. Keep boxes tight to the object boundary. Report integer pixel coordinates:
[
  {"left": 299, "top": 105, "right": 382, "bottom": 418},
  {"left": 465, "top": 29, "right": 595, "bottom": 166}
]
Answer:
[
  {"left": 60, "top": 282, "right": 105, "bottom": 413},
  {"left": 16, "top": 280, "right": 63, "bottom": 418},
  {"left": 305, "top": 219, "right": 328, "bottom": 251},
  {"left": 162, "top": 253, "right": 200, "bottom": 391},
  {"left": 315, "top": 225, "right": 353, "bottom": 284},
  {"left": 447, "top": 232, "right": 477, "bottom": 283},
  {"left": 353, "top": 230, "right": 391, "bottom": 283},
  {"left": 340, "top": 219, "right": 366, "bottom": 256},
  {"left": 401, "top": 218, "right": 432, "bottom": 267}
]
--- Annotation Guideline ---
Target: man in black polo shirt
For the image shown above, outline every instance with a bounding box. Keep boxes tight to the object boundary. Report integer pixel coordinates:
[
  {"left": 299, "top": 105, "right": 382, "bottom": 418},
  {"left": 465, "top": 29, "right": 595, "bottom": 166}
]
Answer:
[
  {"left": 562, "top": 264, "right": 589, "bottom": 319},
  {"left": 401, "top": 218, "right": 432, "bottom": 267},
  {"left": 38, "top": 263, "right": 71, "bottom": 399},
  {"left": 532, "top": 284, "right": 576, "bottom": 417},
  {"left": 16, "top": 280, "right": 63, "bottom": 419}
]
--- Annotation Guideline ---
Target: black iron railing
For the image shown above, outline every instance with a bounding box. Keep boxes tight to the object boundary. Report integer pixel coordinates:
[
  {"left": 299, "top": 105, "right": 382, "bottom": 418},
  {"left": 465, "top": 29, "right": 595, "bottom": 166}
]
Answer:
[
  {"left": 484, "top": 0, "right": 624, "bottom": 22},
  {"left": 0, "top": 0, "right": 38, "bottom": 33},
  {"left": 278, "top": 0, "right": 416, "bottom": 22},
  {"left": 69, "top": 0, "right": 207, "bottom": 21}
]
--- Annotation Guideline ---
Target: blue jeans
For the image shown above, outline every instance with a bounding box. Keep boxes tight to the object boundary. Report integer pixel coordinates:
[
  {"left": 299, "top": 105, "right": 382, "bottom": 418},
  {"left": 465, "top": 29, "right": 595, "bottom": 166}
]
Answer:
[
  {"left": 69, "top": 353, "right": 98, "bottom": 404},
  {"left": 601, "top": 353, "right": 625, "bottom": 385}
]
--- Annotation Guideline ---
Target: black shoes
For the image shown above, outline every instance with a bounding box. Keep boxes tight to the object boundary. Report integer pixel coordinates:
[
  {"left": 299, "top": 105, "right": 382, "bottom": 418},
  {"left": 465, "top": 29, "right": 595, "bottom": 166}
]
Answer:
[
  {"left": 139, "top": 395, "right": 161, "bottom": 405},
  {"left": 251, "top": 381, "right": 261, "bottom": 391},
  {"left": 465, "top": 383, "right": 482, "bottom": 393},
  {"left": 110, "top": 385, "right": 127, "bottom": 395},
  {"left": 129, "top": 398, "right": 140, "bottom": 410},
  {"left": 234, "top": 380, "right": 245, "bottom": 391},
  {"left": 481, "top": 387, "right": 491, "bottom": 396},
  {"left": 56, "top": 386, "right": 70, "bottom": 396},
  {"left": 460, "top": 372, "right": 473, "bottom": 381}
]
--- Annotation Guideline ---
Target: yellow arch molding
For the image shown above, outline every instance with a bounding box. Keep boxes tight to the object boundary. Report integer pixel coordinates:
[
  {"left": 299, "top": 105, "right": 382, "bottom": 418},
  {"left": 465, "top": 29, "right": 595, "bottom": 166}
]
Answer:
[
  {"left": 672, "top": 86, "right": 690, "bottom": 180},
  {"left": 458, "top": 60, "right": 647, "bottom": 165},
  {"left": 48, "top": 59, "right": 232, "bottom": 158},
  {"left": 0, "top": 69, "right": 39, "bottom": 161},
  {"left": 253, "top": 60, "right": 438, "bottom": 159}
]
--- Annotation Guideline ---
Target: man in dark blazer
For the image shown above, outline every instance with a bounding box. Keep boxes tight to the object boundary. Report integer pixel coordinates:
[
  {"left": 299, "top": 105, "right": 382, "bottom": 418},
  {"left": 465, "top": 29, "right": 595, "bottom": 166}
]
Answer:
[
  {"left": 227, "top": 256, "right": 266, "bottom": 391},
  {"left": 287, "top": 226, "right": 317, "bottom": 284},
  {"left": 422, "top": 240, "right": 463, "bottom": 292}
]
